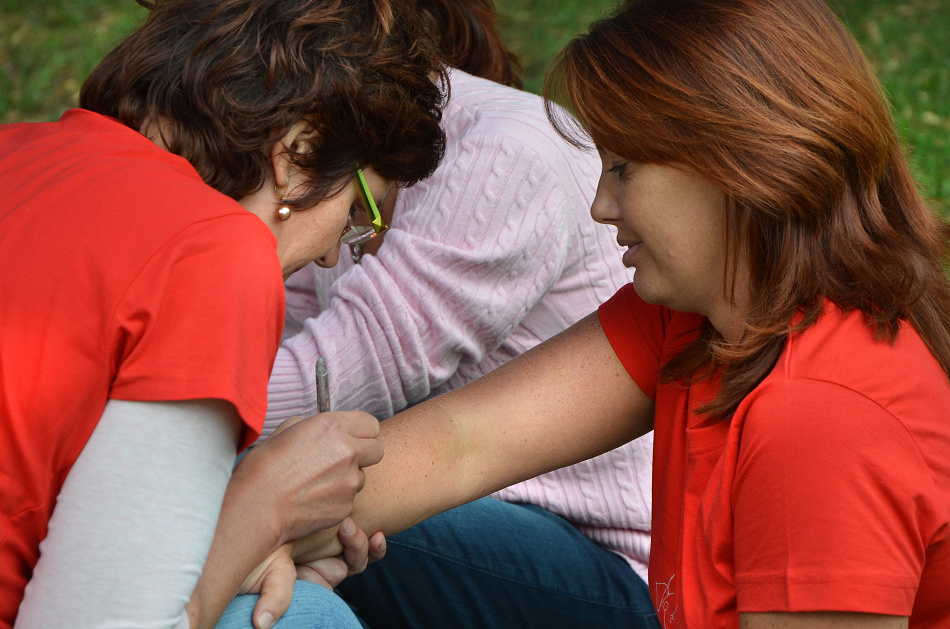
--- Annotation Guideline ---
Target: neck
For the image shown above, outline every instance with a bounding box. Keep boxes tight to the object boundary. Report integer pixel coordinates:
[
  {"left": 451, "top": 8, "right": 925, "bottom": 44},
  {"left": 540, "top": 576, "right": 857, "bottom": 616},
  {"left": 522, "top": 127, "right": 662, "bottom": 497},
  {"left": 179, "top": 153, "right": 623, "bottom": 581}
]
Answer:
[
  {"left": 708, "top": 268, "right": 752, "bottom": 344},
  {"left": 708, "top": 306, "right": 747, "bottom": 343}
]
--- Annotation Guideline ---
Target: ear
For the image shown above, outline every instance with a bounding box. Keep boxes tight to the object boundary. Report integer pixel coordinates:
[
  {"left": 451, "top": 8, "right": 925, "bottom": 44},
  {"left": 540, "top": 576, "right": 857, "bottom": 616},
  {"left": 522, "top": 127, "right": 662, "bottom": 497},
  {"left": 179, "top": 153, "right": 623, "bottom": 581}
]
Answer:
[{"left": 271, "top": 118, "right": 319, "bottom": 190}]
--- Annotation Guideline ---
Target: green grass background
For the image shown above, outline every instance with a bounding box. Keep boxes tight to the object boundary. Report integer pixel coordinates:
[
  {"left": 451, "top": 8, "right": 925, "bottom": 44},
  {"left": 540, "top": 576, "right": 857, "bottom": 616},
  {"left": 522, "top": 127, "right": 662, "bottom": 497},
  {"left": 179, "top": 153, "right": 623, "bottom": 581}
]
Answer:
[{"left": 1, "top": 0, "right": 946, "bottom": 216}]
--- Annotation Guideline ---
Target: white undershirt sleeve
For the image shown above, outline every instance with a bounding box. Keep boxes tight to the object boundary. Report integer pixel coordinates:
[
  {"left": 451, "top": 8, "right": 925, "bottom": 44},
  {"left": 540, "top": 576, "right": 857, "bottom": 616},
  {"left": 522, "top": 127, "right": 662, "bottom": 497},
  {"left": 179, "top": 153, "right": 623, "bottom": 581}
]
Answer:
[{"left": 14, "top": 399, "right": 241, "bottom": 629}]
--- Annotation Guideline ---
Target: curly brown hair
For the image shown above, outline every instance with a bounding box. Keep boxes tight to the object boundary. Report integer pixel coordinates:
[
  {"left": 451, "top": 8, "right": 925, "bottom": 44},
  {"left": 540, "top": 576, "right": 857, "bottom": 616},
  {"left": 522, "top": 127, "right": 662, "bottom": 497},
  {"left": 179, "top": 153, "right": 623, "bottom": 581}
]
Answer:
[
  {"left": 547, "top": 0, "right": 950, "bottom": 419},
  {"left": 80, "top": 0, "right": 447, "bottom": 208}
]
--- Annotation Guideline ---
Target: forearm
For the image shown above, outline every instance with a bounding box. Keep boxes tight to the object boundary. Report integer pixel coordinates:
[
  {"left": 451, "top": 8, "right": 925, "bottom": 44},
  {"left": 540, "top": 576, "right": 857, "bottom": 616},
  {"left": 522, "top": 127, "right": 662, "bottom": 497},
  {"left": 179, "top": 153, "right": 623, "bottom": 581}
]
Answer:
[
  {"left": 292, "top": 313, "right": 654, "bottom": 562},
  {"left": 184, "top": 471, "right": 285, "bottom": 629}
]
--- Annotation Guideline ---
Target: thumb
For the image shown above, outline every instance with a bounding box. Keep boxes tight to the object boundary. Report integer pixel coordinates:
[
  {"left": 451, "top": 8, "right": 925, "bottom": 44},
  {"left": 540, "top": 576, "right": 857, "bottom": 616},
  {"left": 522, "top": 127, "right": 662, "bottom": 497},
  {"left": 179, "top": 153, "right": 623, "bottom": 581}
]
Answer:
[{"left": 252, "top": 555, "right": 297, "bottom": 629}]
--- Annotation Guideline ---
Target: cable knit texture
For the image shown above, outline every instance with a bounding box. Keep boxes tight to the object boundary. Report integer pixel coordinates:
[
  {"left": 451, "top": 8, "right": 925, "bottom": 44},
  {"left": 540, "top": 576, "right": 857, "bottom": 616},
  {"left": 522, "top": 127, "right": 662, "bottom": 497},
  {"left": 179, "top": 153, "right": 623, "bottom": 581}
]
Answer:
[{"left": 266, "top": 69, "right": 652, "bottom": 580}]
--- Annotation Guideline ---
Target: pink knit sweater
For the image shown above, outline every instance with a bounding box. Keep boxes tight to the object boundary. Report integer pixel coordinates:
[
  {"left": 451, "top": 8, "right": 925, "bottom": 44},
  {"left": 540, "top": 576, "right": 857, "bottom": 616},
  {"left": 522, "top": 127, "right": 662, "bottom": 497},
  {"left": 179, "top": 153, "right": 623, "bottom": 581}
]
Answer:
[{"left": 265, "top": 69, "right": 652, "bottom": 580}]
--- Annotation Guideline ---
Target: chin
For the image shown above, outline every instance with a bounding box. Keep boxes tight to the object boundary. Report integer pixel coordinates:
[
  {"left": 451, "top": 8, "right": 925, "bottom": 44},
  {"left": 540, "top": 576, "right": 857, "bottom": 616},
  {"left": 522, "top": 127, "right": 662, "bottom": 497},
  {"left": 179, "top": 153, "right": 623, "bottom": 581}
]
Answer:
[{"left": 632, "top": 274, "right": 668, "bottom": 307}]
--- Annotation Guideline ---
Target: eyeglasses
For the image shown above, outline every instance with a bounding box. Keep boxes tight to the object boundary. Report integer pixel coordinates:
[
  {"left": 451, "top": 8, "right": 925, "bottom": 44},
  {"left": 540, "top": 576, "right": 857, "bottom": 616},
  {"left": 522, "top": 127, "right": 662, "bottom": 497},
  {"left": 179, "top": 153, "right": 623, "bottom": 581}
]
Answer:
[{"left": 340, "top": 167, "right": 389, "bottom": 247}]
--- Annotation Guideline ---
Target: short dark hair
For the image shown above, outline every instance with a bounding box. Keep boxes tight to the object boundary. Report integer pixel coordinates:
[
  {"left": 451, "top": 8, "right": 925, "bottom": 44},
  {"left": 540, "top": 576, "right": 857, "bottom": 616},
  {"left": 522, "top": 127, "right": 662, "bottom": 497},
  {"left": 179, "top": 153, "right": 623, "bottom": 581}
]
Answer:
[{"left": 80, "top": 0, "right": 447, "bottom": 208}]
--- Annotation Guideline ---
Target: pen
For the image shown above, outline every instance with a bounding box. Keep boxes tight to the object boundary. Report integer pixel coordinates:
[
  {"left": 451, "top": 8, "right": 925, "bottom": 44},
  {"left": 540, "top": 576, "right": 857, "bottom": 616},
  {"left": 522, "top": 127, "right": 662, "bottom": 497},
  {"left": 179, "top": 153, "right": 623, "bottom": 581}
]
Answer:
[{"left": 316, "top": 356, "right": 330, "bottom": 413}]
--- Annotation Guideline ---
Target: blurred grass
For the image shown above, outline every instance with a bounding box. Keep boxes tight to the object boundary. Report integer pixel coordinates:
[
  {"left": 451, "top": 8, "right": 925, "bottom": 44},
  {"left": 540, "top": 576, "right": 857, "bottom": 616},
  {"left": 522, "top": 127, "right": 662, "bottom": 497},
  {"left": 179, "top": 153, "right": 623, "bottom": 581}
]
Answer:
[
  {"left": 1, "top": 0, "right": 946, "bottom": 216},
  {"left": 832, "top": 0, "right": 950, "bottom": 216},
  {"left": 0, "top": 0, "right": 147, "bottom": 123}
]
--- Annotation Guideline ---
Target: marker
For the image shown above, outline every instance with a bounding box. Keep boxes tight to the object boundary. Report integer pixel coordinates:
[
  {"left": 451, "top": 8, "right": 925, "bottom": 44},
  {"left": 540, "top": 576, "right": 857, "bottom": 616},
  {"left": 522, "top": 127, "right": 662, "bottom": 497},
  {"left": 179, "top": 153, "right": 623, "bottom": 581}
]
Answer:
[{"left": 316, "top": 357, "right": 330, "bottom": 413}]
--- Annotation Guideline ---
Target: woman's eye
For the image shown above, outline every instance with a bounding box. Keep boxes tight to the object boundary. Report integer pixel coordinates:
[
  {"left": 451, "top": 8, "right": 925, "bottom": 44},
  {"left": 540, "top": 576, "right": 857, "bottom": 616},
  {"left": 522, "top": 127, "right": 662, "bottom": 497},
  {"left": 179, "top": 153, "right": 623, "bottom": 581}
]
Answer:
[{"left": 607, "top": 162, "right": 627, "bottom": 177}]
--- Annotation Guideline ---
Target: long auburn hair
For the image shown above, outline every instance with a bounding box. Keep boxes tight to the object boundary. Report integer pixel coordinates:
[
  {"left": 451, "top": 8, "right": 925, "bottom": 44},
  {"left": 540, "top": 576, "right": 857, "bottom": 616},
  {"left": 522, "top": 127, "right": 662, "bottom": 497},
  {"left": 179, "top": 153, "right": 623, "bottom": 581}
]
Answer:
[
  {"left": 415, "top": 0, "right": 522, "bottom": 88},
  {"left": 80, "top": 0, "right": 446, "bottom": 208},
  {"left": 546, "top": 0, "right": 950, "bottom": 418}
]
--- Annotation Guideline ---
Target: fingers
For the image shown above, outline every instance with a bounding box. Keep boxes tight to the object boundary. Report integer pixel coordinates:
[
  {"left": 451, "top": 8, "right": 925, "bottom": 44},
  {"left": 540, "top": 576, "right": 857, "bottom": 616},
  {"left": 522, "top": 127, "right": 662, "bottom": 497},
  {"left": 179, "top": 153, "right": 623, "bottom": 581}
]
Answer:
[
  {"left": 340, "top": 411, "right": 380, "bottom": 438},
  {"left": 251, "top": 551, "right": 297, "bottom": 629},
  {"left": 292, "top": 518, "right": 377, "bottom": 590},
  {"left": 355, "top": 433, "right": 384, "bottom": 470},
  {"left": 238, "top": 410, "right": 384, "bottom": 540},
  {"left": 367, "top": 530, "right": 387, "bottom": 564},
  {"left": 338, "top": 518, "right": 369, "bottom": 576},
  {"left": 296, "top": 559, "right": 345, "bottom": 590},
  {"left": 267, "top": 411, "right": 382, "bottom": 468},
  {"left": 323, "top": 411, "right": 383, "bottom": 469}
]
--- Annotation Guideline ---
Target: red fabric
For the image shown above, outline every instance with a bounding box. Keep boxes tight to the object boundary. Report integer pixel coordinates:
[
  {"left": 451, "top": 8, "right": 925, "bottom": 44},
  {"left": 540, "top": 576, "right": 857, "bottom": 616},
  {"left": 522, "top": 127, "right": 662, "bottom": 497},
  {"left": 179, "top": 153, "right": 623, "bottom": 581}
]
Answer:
[
  {"left": 599, "top": 284, "right": 950, "bottom": 628},
  {"left": 0, "top": 110, "right": 285, "bottom": 626}
]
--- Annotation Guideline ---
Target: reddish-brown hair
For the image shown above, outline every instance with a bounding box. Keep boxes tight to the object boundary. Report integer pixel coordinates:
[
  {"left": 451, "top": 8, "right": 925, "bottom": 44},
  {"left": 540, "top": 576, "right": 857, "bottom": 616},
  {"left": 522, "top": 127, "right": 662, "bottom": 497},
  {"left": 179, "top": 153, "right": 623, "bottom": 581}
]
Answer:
[
  {"left": 80, "top": 0, "right": 446, "bottom": 208},
  {"left": 415, "top": 0, "right": 522, "bottom": 88},
  {"left": 547, "top": 0, "right": 950, "bottom": 418}
]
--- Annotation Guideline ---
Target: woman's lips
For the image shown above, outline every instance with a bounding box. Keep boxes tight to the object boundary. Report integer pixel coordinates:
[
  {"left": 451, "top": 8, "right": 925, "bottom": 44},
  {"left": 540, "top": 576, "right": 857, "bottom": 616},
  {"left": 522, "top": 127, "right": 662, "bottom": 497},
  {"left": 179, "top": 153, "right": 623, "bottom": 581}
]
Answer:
[{"left": 622, "top": 242, "right": 641, "bottom": 267}]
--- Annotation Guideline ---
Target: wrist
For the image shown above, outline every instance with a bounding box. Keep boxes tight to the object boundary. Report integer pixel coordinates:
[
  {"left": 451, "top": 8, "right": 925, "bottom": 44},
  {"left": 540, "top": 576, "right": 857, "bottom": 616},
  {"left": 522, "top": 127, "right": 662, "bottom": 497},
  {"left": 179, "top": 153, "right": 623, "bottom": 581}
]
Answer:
[{"left": 222, "top": 465, "right": 286, "bottom": 549}]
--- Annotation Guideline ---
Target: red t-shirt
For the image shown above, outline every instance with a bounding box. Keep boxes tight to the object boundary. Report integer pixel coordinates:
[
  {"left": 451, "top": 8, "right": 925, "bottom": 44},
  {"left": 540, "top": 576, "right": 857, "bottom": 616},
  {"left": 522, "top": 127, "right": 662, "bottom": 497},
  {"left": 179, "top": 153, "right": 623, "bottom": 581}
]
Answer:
[
  {"left": 599, "top": 284, "right": 950, "bottom": 628},
  {"left": 0, "top": 110, "right": 285, "bottom": 625}
]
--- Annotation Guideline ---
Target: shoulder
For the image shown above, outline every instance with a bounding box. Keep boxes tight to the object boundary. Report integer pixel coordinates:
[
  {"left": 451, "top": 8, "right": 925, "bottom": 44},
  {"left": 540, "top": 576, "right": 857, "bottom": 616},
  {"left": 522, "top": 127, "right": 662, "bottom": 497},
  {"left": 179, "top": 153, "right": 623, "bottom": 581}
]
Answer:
[
  {"left": 600, "top": 284, "right": 704, "bottom": 349},
  {"left": 740, "top": 303, "right": 950, "bottom": 478},
  {"left": 762, "top": 303, "right": 950, "bottom": 414},
  {"left": 599, "top": 285, "right": 705, "bottom": 397}
]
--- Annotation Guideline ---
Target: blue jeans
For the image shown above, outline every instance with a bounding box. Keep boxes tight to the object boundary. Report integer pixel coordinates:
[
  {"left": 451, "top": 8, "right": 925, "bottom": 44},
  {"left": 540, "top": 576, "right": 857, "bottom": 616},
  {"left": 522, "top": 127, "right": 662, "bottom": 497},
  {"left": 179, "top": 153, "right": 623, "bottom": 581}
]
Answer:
[
  {"left": 219, "top": 498, "right": 658, "bottom": 628},
  {"left": 340, "top": 498, "right": 659, "bottom": 628},
  {"left": 216, "top": 580, "right": 362, "bottom": 629}
]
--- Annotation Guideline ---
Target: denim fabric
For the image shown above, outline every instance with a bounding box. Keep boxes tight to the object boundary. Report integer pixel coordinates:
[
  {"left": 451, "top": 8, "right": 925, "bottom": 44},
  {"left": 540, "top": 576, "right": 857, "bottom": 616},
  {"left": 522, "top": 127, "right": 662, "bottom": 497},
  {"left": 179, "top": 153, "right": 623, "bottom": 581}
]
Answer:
[
  {"left": 215, "top": 579, "right": 362, "bottom": 629},
  {"left": 337, "top": 498, "right": 660, "bottom": 629}
]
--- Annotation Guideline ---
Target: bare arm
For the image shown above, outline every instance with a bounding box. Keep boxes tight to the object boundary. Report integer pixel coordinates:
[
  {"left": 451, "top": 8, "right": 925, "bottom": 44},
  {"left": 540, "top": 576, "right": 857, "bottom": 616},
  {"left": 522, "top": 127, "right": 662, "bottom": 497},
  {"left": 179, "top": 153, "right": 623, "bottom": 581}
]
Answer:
[
  {"left": 292, "top": 311, "right": 654, "bottom": 561},
  {"left": 740, "top": 612, "right": 907, "bottom": 629}
]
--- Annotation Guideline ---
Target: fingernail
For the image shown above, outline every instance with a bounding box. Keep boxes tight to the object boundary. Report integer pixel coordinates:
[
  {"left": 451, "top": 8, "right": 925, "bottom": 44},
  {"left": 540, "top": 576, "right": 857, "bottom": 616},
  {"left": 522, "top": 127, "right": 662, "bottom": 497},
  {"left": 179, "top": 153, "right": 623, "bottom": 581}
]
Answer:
[
  {"left": 257, "top": 611, "right": 274, "bottom": 629},
  {"left": 341, "top": 518, "right": 356, "bottom": 535}
]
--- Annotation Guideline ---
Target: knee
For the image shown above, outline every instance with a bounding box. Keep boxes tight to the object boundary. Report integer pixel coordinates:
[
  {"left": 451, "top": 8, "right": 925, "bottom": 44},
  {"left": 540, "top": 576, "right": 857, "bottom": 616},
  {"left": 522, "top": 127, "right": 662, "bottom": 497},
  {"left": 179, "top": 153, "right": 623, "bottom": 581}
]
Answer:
[{"left": 215, "top": 581, "right": 363, "bottom": 629}]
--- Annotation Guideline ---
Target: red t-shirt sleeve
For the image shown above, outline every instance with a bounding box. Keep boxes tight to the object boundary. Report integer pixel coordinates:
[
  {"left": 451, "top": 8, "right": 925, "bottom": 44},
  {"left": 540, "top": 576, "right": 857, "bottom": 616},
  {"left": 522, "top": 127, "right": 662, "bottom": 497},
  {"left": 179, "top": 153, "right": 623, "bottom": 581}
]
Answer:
[
  {"left": 109, "top": 216, "right": 284, "bottom": 449},
  {"left": 598, "top": 284, "right": 666, "bottom": 400},
  {"left": 733, "top": 378, "right": 929, "bottom": 615},
  {"left": 598, "top": 283, "right": 703, "bottom": 400}
]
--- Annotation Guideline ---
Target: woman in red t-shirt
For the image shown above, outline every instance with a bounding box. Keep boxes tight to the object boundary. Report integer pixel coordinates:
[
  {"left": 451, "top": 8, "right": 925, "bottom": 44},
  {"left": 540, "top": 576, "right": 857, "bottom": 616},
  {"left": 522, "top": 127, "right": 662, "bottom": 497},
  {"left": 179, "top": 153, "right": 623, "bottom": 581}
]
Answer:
[
  {"left": 269, "top": 1, "right": 950, "bottom": 628},
  {"left": 0, "top": 0, "right": 447, "bottom": 627}
]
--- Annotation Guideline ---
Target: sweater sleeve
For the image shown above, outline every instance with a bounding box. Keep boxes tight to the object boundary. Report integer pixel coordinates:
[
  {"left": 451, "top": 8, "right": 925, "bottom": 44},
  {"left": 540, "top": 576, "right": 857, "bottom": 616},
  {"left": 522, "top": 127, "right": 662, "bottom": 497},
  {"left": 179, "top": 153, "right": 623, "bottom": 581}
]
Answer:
[
  {"left": 14, "top": 400, "right": 238, "bottom": 629},
  {"left": 265, "top": 131, "right": 578, "bottom": 430}
]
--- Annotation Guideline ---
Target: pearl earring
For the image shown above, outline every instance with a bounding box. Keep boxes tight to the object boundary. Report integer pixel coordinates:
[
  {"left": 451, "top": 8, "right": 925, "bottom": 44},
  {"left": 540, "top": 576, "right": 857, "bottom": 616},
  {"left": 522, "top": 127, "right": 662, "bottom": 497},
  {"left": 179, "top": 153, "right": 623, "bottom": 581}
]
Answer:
[{"left": 275, "top": 184, "right": 291, "bottom": 221}]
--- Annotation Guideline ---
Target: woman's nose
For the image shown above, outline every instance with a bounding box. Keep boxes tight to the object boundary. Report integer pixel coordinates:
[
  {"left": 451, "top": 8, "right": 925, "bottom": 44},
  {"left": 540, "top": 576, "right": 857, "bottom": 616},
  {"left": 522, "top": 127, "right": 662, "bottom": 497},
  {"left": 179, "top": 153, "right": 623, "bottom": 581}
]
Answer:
[{"left": 590, "top": 179, "right": 619, "bottom": 225}]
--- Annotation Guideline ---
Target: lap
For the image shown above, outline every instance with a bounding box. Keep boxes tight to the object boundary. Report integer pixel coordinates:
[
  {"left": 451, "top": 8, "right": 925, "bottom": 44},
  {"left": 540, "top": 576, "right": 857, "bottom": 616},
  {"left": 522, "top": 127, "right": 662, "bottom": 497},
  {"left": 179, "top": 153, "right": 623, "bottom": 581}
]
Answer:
[
  {"left": 337, "top": 498, "right": 659, "bottom": 629},
  {"left": 216, "top": 580, "right": 362, "bottom": 629}
]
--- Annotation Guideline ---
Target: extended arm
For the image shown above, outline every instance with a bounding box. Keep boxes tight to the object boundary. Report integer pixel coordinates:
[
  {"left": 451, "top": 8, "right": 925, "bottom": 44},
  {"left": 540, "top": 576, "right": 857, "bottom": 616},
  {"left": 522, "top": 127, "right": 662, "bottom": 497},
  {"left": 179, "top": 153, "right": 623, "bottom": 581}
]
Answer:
[{"left": 291, "top": 311, "right": 654, "bottom": 560}]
